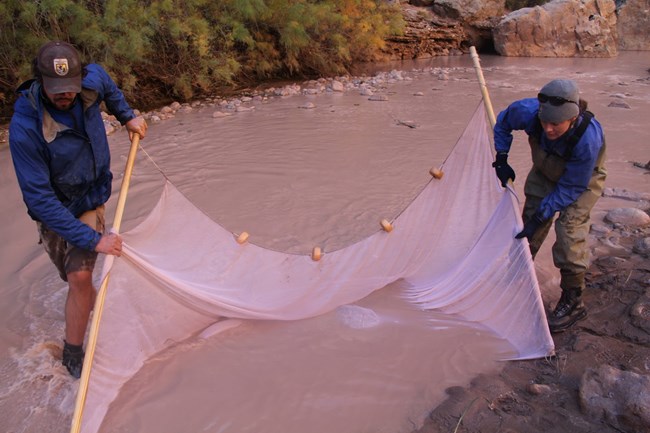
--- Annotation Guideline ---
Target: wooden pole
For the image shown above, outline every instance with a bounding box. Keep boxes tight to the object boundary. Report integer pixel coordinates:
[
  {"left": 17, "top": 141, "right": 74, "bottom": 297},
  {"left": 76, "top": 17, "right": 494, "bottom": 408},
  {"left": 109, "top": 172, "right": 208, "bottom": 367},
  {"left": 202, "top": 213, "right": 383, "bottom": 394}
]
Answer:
[
  {"left": 470, "top": 47, "right": 515, "bottom": 188},
  {"left": 69, "top": 133, "right": 141, "bottom": 433},
  {"left": 469, "top": 46, "right": 497, "bottom": 129}
]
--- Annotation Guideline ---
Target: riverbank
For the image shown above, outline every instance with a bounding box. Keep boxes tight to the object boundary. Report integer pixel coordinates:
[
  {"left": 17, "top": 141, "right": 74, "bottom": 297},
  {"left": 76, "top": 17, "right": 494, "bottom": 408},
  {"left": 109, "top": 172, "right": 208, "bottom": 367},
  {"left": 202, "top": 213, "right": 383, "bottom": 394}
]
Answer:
[{"left": 418, "top": 218, "right": 650, "bottom": 433}]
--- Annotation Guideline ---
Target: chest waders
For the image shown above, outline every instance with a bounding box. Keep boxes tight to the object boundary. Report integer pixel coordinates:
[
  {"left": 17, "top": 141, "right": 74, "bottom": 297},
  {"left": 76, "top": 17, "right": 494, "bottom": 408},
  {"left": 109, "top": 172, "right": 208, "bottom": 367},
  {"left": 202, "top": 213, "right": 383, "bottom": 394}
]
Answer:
[{"left": 523, "top": 111, "right": 607, "bottom": 292}]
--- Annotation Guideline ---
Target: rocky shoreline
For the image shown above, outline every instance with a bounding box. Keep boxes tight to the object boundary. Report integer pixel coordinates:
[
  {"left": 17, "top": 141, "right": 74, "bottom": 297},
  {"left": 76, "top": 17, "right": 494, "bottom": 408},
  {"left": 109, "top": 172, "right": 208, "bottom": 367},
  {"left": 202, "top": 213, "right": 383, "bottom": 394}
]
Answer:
[
  {"left": 100, "top": 68, "right": 447, "bottom": 133},
  {"left": 417, "top": 211, "right": 650, "bottom": 433}
]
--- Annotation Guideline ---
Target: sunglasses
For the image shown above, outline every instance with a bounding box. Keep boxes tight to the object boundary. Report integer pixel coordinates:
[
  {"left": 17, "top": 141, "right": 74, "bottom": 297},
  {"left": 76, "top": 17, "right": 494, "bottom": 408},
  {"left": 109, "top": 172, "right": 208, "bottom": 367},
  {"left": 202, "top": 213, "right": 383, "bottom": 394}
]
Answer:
[{"left": 537, "top": 93, "right": 577, "bottom": 106}]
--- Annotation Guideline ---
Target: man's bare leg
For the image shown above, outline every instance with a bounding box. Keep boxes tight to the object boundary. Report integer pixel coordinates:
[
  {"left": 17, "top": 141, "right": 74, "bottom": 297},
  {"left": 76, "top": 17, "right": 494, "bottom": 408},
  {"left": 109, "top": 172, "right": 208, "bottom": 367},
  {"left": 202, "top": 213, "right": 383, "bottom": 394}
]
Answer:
[{"left": 62, "top": 270, "right": 96, "bottom": 378}]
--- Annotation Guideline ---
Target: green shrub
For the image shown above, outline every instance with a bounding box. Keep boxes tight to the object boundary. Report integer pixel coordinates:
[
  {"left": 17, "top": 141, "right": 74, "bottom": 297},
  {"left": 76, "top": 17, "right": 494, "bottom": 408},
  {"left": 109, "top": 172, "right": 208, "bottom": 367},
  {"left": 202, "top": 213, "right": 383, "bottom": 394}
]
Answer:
[{"left": 0, "top": 0, "right": 403, "bottom": 118}]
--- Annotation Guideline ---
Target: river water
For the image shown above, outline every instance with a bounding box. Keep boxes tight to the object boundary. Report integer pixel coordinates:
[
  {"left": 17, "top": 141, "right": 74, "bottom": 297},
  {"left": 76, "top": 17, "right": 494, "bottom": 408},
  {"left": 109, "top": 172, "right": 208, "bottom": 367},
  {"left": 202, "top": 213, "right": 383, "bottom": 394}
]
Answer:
[{"left": 0, "top": 51, "right": 648, "bottom": 433}]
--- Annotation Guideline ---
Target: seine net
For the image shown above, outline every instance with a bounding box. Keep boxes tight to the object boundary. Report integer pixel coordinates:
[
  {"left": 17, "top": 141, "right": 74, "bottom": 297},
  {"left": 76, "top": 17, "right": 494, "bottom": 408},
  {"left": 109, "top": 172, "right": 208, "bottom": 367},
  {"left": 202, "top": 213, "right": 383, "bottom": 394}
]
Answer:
[{"left": 81, "top": 102, "right": 553, "bottom": 433}]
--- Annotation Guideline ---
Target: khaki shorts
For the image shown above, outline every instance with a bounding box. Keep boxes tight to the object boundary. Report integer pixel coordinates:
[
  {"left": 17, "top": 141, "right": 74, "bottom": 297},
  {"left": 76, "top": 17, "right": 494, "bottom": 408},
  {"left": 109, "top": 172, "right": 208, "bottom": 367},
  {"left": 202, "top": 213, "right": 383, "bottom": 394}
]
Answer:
[{"left": 37, "top": 205, "right": 106, "bottom": 282}]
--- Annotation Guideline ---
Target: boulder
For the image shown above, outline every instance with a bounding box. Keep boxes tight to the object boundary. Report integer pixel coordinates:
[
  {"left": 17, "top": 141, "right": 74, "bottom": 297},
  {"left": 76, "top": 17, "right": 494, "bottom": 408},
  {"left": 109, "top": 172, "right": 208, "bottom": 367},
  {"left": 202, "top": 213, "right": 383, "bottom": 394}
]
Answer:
[
  {"left": 603, "top": 187, "right": 650, "bottom": 202},
  {"left": 605, "top": 207, "right": 650, "bottom": 227},
  {"left": 493, "top": 0, "right": 618, "bottom": 57},
  {"left": 432, "top": 0, "right": 506, "bottom": 22},
  {"left": 432, "top": 0, "right": 507, "bottom": 50},
  {"left": 617, "top": 0, "right": 650, "bottom": 50},
  {"left": 579, "top": 365, "right": 650, "bottom": 432}
]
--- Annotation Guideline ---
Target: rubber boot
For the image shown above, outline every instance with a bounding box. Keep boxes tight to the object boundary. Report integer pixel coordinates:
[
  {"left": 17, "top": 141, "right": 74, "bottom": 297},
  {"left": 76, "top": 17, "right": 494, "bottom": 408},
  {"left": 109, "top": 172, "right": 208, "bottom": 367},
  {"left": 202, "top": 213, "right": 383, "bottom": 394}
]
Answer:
[
  {"left": 547, "top": 288, "right": 587, "bottom": 333},
  {"left": 62, "top": 340, "right": 85, "bottom": 379}
]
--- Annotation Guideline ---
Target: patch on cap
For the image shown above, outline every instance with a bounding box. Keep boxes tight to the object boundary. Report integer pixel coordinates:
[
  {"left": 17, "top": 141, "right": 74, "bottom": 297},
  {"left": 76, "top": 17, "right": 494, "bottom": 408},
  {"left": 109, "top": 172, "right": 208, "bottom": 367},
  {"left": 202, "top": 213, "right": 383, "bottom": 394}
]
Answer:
[{"left": 53, "top": 58, "right": 71, "bottom": 76}]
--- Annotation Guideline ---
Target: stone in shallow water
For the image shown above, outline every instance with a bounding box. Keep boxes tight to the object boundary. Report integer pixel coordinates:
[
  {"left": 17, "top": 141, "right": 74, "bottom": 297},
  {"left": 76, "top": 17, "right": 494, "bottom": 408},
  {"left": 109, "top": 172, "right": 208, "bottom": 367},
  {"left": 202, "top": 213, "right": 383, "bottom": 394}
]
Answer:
[
  {"left": 608, "top": 101, "right": 631, "bottom": 109},
  {"left": 605, "top": 208, "right": 650, "bottom": 227},
  {"left": 212, "top": 111, "right": 233, "bottom": 118}
]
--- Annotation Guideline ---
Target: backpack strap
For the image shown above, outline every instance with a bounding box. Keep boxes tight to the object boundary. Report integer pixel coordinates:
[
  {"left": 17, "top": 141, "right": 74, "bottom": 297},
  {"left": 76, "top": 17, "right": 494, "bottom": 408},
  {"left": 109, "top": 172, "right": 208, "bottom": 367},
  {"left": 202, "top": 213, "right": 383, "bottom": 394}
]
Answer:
[
  {"left": 563, "top": 111, "right": 594, "bottom": 158},
  {"left": 532, "top": 111, "right": 594, "bottom": 160}
]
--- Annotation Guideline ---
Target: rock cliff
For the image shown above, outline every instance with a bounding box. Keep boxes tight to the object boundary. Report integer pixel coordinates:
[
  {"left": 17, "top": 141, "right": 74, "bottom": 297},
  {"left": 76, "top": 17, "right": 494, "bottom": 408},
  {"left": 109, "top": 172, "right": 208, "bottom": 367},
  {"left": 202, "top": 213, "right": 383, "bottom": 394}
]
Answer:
[
  {"left": 384, "top": 0, "right": 649, "bottom": 58},
  {"left": 493, "top": 0, "right": 618, "bottom": 57}
]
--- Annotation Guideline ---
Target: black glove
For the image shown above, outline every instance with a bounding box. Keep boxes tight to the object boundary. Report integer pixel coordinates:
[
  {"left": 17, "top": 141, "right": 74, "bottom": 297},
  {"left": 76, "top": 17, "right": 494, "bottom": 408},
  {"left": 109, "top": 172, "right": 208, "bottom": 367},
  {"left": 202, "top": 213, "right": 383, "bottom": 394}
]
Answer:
[
  {"left": 515, "top": 214, "right": 545, "bottom": 240},
  {"left": 492, "top": 152, "right": 516, "bottom": 187}
]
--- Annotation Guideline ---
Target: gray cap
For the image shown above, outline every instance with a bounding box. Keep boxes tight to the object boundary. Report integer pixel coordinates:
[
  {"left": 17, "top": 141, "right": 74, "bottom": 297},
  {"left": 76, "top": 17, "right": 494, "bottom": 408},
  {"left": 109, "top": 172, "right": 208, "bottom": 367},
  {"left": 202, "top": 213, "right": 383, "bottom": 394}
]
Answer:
[
  {"left": 537, "top": 79, "right": 580, "bottom": 123},
  {"left": 36, "top": 41, "right": 82, "bottom": 94}
]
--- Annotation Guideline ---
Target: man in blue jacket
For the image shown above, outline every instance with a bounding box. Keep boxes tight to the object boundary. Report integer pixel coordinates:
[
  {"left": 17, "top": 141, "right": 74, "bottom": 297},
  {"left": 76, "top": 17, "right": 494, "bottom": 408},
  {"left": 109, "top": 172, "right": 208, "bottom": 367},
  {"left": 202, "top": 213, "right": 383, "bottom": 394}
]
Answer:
[
  {"left": 9, "top": 41, "right": 148, "bottom": 378},
  {"left": 492, "top": 79, "right": 606, "bottom": 333}
]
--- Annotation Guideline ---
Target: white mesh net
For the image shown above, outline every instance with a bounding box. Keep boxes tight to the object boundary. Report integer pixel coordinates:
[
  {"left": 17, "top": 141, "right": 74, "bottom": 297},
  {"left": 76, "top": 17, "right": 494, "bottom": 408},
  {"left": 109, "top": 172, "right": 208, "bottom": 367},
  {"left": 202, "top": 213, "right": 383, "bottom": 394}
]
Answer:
[{"left": 80, "top": 102, "right": 554, "bottom": 433}]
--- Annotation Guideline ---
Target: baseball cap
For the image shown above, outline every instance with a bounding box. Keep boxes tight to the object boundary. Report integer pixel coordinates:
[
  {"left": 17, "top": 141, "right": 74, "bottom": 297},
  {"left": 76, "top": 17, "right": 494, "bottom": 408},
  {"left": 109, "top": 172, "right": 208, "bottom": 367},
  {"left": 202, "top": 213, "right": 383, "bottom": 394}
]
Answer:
[
  {"left": 36, "top": 41, "right": 82, "bottom": 94},
  {"left": 537, "top": 79, "right": 580, "bottom": 123}
]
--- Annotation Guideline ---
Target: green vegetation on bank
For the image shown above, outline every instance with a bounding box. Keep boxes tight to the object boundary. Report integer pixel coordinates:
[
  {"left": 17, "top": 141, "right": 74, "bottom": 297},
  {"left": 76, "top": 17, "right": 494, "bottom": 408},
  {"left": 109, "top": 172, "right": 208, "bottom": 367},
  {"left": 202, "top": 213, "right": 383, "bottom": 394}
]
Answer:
[{"left": 0, "top": 0, "right": 404, "bottom": 117}]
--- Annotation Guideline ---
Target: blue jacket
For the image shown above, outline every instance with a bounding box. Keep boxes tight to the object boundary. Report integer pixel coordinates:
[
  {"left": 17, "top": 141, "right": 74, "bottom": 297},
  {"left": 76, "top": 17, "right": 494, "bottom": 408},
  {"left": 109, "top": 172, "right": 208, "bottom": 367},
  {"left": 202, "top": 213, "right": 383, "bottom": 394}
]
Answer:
[
  {"left": 494, "top": 98, "right": 605, "bottom": 220},
  {"left": 9, "top": 64, "right": 136, "bottom": 251}
]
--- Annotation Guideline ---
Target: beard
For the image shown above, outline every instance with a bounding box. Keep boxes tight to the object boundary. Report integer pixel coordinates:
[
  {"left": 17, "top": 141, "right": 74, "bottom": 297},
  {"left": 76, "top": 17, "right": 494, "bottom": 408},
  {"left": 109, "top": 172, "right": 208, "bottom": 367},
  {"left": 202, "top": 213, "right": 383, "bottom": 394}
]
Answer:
[{"left": 51, "top": 95, "right": 76, "bottom": 110}]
